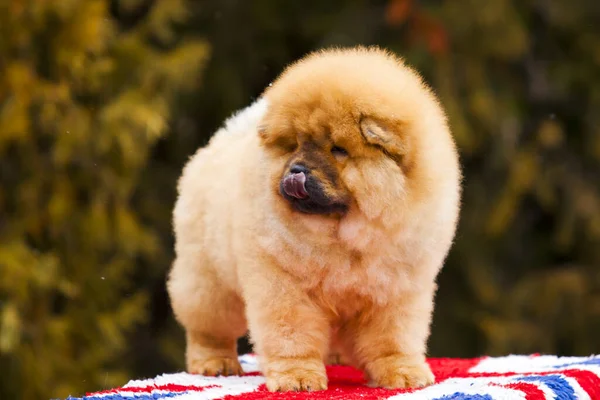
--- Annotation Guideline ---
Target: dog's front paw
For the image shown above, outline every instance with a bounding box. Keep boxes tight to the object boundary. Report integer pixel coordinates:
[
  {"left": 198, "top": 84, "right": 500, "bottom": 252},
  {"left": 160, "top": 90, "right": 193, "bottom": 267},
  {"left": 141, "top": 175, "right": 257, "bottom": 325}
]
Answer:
[
  {"left": 367, "top": 355, "right": 434, "bottom": 389},
  {"left": 266, "top": 368, "right": 328, "bottom": 392},
  {"left": 188, "top": 357, "right": 243, "bottom": 377}
]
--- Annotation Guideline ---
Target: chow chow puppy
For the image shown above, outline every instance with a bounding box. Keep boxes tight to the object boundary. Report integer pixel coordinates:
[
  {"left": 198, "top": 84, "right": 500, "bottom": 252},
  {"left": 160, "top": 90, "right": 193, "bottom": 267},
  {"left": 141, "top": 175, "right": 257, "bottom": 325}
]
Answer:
[{"left": 167, "top": 46, "right": 461, "bottom": 392}]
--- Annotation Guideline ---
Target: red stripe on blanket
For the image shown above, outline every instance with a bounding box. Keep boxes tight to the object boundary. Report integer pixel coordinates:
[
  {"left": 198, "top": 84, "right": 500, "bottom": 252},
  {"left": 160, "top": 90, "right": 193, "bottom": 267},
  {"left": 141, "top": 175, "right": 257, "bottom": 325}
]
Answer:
[
  {"left": 499, "top": 383, "right": 547, "bottom": 400},
  {"left": 561, "top": 369, "right": 600, "bottom": 399},
  {"left": 89, "top": 383, "right": 218, "bottom": 396},
  {"left": 427, "top": 357, "right": 485, "bottom": 379}
]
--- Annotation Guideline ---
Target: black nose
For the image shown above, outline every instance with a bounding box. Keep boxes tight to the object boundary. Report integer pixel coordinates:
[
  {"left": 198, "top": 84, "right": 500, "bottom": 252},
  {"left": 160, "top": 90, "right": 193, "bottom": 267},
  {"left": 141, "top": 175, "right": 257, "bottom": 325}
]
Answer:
[{"left": 290, "top": 164, "right": 308, "bottom": 174}]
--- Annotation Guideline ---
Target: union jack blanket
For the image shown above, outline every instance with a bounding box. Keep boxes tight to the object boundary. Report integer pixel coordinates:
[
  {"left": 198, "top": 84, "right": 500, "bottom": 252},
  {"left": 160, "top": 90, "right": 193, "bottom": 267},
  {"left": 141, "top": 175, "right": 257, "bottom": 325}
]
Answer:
[{"left": 69, "top": 353, "right": 600, "bottom": 399}]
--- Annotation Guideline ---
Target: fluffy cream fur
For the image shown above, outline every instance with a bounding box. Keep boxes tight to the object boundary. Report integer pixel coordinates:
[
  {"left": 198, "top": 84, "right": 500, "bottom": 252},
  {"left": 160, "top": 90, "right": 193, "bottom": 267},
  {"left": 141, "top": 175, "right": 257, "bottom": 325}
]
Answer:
[{"left": 167, "top": 46, "right": 461, "bottom": 392}]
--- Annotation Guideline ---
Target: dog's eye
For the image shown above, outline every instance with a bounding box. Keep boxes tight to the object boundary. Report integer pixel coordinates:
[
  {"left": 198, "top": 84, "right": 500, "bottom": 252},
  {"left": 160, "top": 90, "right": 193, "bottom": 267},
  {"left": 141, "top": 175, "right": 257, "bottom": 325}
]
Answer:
[
  {"left": 331, "top": 146, "right": 348, "bottom": 158},
  {"left": 282, "top": 142, "right": 298, "bottom": 153},
  {"left": 271, "top": 137, "right": 297, "bottom": 153}
]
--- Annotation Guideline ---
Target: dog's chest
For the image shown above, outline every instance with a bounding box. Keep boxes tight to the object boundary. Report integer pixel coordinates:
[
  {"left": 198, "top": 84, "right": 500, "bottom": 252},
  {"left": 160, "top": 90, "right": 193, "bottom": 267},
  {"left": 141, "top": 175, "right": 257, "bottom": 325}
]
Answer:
[
  {"left": 259, "top": 213, "right": 412, "bottom": 307},
  {"left": 317, "top": 249, "right": 410, "bottom": 310}
]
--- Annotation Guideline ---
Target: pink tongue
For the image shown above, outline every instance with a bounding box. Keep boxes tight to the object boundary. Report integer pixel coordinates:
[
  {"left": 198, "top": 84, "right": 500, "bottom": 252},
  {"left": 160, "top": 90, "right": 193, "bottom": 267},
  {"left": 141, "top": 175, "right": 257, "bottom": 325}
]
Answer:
[{"left": 283, "top": 172, "right": 308, "bottom": 199}]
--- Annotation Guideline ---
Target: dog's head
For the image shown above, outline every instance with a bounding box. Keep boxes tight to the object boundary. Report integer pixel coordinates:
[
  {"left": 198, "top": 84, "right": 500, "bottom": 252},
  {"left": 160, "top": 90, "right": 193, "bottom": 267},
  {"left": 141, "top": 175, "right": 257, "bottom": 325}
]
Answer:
[{"left": 258, "top": 47, "right": 456, "bottom": 222}]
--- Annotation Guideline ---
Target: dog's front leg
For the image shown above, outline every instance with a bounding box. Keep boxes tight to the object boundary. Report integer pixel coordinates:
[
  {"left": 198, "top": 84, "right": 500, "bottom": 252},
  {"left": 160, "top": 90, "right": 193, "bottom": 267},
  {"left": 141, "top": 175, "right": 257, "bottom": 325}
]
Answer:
[
  {"left": 348, "top": 286, "right": 437, "bottom": 389},
  {"left": 241, "top": 264, "right": 329, "bottom": 392}
]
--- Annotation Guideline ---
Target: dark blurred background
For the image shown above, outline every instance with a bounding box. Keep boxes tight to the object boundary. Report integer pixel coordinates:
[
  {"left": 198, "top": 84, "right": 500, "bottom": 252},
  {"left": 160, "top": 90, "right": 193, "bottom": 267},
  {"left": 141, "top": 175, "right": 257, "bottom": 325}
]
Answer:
[{"left": 1, "top": 0, "right": 600, "bottom": 399}]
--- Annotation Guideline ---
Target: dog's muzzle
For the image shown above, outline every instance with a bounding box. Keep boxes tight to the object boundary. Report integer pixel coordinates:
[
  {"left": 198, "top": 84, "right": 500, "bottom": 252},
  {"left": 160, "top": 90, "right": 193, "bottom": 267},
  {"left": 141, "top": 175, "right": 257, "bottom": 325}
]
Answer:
[{"left": 279, "top": 165, "right": 349, "bottom": 215}]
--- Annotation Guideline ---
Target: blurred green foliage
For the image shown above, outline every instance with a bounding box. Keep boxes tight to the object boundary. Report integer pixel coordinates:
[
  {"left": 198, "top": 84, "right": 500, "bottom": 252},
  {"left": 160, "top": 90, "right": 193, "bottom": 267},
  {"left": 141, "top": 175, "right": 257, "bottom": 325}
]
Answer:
[
  {"left": 1, "top": 0, "right": 599, "bottom": 399},
  {"left": 0, "top": 0, "right": 207, "bottom": 398}
]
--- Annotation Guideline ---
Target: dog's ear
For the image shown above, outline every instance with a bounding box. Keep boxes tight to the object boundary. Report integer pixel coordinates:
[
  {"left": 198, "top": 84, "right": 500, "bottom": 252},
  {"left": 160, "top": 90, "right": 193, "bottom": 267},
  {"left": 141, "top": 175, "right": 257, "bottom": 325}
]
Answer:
[
  {"left": 360, "top": 117, "right": 408, "bottom": 162},
  {"left": 258, "top": 124, "right": 269, "bottom": 141},
  {"left": 258, "top": 122, "right": 278, "bottom": 145},
  {"left": 258, "top": 123, "right": 279, "bottom": 146},
  {"left": 258, "top": 122, "right": 297, "bottom": 152}
]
